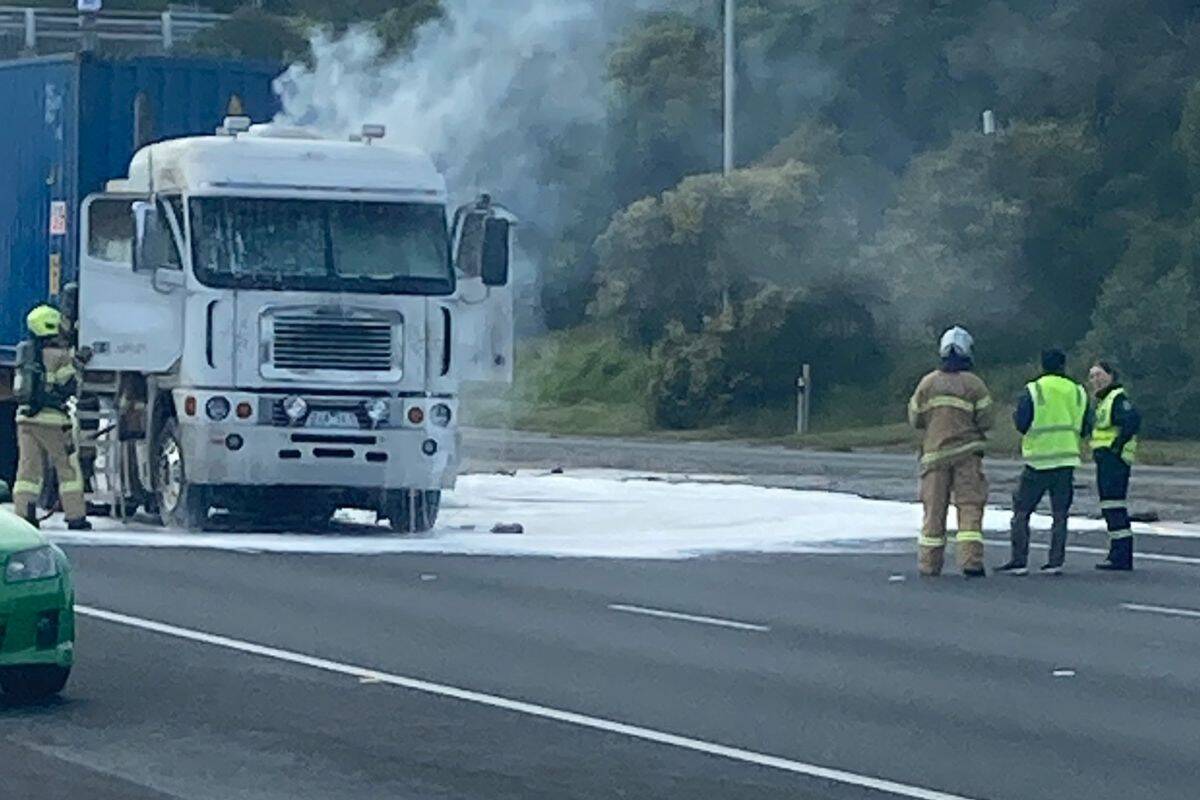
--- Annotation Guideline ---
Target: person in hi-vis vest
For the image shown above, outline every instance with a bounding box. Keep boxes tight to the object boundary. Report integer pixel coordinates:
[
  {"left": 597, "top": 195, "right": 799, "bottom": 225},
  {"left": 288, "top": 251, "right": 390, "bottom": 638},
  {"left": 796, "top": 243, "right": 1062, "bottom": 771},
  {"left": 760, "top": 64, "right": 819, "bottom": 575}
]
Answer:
[
  {"left": 997, "top": 349, "right": 1091, "bottom": 576},
  {"left": 1088, "top": 361, "right": 1141, "bottom": 571}
]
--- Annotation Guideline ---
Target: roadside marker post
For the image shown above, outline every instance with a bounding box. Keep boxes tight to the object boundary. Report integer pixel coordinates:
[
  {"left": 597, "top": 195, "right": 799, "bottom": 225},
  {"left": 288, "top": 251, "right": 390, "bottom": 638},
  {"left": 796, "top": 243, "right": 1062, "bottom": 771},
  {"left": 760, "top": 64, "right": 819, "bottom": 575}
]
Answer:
[{"left": 796, "top": 364, "right": 812, "bottom": 434}]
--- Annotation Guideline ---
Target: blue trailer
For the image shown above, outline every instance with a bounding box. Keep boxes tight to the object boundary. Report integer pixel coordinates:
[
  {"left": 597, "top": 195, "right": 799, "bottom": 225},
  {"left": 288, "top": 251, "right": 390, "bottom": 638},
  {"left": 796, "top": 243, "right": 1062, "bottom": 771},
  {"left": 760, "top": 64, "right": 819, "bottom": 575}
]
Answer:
[{"left": 0, "top": 53, "right": 281, "bottom": 483}]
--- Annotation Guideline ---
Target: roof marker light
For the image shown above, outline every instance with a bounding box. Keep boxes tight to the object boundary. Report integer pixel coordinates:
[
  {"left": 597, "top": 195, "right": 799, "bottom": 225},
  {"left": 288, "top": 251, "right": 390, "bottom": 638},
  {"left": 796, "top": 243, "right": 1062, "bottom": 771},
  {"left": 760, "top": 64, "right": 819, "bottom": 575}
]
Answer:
[
  {"left": 361, "top": 124, "right": 386, "bottom": 144},
  {"left": 218, "top": 115, "right": 252, "bottom": 136}
]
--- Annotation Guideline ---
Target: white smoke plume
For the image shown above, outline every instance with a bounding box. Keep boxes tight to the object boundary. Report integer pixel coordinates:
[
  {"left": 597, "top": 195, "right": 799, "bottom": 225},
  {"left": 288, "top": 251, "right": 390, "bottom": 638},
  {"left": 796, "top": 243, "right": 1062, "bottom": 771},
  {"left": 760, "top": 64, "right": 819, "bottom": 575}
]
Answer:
[{"left": 276, "top": 0, "right": 670, "bottom": 231}]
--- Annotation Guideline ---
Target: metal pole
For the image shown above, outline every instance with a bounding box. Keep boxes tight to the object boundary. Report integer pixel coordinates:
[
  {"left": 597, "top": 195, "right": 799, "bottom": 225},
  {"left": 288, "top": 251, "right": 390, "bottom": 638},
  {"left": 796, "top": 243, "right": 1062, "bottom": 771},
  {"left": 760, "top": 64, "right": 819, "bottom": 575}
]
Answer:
[
  {"left": 79, "top": 12, "right": 98, "bottom": 53},
  {"left": 161, "top": 10, "right": 173, "bottom": 51},
  {"left": 723, "top": 0, "right": 735, "bottom": 175},
  {"left": 24, "top": 8, "right": 36, "bottom": 52}
]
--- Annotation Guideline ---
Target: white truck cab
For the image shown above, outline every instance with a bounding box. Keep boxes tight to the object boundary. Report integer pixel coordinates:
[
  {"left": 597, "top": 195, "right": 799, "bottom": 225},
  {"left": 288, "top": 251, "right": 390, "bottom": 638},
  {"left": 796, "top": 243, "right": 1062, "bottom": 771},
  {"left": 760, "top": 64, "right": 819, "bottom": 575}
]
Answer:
[{"left": 75, "top": 119, "right": 513, "bottom": 530}]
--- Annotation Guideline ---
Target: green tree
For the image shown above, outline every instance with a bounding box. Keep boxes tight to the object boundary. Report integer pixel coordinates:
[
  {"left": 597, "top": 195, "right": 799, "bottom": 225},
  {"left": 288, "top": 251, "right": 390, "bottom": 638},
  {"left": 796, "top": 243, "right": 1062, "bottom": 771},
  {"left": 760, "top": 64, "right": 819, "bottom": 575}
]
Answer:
[
  {"left": 606, "top": 12, "right": 723, "bottom": 207},
  {"left": 591, "top": 161, "right": 822, "bottom": 345},
  {"left": 1083, "top": 221, "right": 1200, "bottom": 435},
  {"left": 372, "top": 0, "right": 443, "bottom": 56},
  {"left": 185, "top": 8, "right": 310, "bottom": 63},
  {"left": 860, "top": 132, "right": 1031, "bottom": 359}
]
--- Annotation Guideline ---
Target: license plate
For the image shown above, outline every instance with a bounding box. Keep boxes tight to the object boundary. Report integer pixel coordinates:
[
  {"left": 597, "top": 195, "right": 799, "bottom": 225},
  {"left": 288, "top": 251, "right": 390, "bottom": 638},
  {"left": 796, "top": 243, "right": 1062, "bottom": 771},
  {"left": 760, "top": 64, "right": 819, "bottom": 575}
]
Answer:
[{"left": 307, "top": 410, "right": 359, "bottom": 428}]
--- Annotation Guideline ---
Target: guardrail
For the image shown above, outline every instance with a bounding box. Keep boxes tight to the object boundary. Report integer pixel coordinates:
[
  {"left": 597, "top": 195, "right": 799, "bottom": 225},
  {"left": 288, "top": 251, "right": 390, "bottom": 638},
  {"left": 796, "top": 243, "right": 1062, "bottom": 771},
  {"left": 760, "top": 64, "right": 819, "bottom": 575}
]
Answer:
[{"left": 0, "top": 6, "right": 228, "bottom": 52}]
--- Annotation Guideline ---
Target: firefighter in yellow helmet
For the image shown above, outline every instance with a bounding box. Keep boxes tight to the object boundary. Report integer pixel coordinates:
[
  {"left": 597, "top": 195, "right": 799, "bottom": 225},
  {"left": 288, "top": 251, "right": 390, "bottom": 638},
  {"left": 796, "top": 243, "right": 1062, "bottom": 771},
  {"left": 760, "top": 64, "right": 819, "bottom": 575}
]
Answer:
[
  {"left": 11, "top": 305, "right": 91, "bottom": 530},
  {"left": 907, "top": 326, "right": 994, "bottom": 578}
]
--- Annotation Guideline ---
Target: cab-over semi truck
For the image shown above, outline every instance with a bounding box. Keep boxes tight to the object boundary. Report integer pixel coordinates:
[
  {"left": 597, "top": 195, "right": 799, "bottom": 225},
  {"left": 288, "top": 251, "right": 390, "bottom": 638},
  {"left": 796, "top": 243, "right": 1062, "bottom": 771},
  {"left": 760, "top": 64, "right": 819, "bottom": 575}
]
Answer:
[{"left": 1, "top": 54, "right": 514, "bottom": 531}]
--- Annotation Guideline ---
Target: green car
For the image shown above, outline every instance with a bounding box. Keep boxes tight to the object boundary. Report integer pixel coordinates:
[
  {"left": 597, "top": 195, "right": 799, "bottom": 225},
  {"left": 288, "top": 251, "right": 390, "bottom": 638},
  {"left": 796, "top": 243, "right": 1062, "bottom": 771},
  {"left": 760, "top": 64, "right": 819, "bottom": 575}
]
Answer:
[{"left": 0, "top": 509, "right": 74, "bottom": 700}]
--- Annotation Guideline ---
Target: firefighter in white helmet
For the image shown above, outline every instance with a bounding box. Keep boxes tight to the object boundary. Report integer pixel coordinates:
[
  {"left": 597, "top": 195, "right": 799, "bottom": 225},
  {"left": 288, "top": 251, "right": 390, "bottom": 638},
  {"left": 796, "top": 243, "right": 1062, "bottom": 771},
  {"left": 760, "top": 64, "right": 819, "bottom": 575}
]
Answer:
[{"left": 906, "top": 326, "right": 994, "bottom": 577}]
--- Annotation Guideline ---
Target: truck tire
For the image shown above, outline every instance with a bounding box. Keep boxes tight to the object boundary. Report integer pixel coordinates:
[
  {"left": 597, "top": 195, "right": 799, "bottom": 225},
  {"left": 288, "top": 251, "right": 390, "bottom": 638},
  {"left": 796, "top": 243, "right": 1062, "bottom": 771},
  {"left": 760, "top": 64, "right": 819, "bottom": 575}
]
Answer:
[
  {"left": 0, "top": 665, "right": 71, "bottom": 701},
  {"left": 385, "top": 490, "right": 440, "bottom": 534},
  {"left": 154, "top": 417, "right": 209, "bottom": 530}
]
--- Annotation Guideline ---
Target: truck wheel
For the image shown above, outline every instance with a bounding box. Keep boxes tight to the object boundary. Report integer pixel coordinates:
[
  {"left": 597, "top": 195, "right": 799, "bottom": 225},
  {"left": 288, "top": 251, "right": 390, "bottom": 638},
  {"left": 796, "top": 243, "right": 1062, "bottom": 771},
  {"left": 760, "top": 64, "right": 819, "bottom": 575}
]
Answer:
[
  {"left": 154, "top": 418, "right": 209, "bottom": 530},
  {"left": 386, "top": 490, "right": 440, "bottom": 534},
  {"left": 0, "top": 665, "right": 71, "bottom": 701}
]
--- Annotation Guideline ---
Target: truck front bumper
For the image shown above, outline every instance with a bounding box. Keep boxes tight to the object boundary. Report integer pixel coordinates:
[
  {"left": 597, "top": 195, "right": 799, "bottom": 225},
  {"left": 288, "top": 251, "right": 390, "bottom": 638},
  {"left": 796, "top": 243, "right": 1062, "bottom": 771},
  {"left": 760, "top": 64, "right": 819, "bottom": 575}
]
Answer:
[{"left": 177, "top": 419, "right": 460, "bottom": 491}]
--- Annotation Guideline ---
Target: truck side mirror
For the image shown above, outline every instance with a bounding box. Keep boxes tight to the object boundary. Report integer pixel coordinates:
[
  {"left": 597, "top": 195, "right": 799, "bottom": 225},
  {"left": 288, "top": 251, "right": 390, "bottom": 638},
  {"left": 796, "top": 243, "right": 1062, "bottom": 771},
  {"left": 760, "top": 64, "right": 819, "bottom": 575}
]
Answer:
[
  {"left": 131, "top": 200, "right": 172, "bottom": 273},
  {"left": 481, "top": 218, "right": 510, "bottom": 287}
]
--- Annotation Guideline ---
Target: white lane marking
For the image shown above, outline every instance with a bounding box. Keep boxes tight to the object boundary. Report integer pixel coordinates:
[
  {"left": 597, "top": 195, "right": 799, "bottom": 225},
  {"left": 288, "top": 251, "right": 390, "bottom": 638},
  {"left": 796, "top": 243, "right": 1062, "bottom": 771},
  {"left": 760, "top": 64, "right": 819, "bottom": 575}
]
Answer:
[
  {"left": 76, "top": 605, "right": 980, "bottom": 800},
  {"left": 983, "top": 539, "right": 1200, "bottom": 566},
  {"left": 607, "top": 603, "right": 770, "bottom": 632},
  {"left": 1052, "top": 669, "right": 1076, "bottom": 678},
  {"left": 1120, "top": 602, "right": 1200, "bottom": 620}
]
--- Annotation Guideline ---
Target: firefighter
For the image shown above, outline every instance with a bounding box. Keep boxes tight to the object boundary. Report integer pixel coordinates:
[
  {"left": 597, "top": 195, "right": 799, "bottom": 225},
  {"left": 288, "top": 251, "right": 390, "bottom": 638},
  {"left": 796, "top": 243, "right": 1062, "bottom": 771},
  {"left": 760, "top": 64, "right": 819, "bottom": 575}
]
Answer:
[
  {"left": 907, "top": 326, "right": 994, "bottom": 578},
  {"left": 998, "top": 349, "right": 1090, "bottom": 575},
  {"left": 1088, "top": 361, "right": 1141, "bottom": 571},
  {"left": 11, "top": 305, "right": 91, "bottom": 530}
]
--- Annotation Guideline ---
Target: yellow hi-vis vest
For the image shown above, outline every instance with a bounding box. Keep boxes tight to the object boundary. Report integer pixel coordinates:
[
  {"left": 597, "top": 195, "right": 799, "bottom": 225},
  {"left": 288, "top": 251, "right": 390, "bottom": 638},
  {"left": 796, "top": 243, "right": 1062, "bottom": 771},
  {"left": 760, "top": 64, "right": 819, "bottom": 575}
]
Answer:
[
  {"left": 1022, "top": 374, "right": 1087, "bottom": 470},
  {"left": 1091, "top": 387, "right": 1137, "bottom": 464}
]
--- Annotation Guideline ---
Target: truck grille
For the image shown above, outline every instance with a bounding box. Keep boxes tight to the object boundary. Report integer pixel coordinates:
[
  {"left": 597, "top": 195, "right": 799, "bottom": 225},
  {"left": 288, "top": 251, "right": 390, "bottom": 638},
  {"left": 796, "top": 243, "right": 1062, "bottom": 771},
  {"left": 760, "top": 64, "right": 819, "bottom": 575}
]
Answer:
[{"left": 270, "top": 313, "right": 395, "bottom": 373}]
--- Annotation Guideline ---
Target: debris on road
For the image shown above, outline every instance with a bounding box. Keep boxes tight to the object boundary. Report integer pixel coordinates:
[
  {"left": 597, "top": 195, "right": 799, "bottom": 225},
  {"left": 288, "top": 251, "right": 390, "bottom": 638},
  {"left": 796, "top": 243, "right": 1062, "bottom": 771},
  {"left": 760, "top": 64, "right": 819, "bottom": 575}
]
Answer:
[
  {"left": 1052, "top": 669, "right": 1076, "bottom": 678},
  {"left": 888, "top": 574, "right": 906, "bottom": 583},
  {"left": 491, "top": 523, "right": 525, "bottom": 535}
]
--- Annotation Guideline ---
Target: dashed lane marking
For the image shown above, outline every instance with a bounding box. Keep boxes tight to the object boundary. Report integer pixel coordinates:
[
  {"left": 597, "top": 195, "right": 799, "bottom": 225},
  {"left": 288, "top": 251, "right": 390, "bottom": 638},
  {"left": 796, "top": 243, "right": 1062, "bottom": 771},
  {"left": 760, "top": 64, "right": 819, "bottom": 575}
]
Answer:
[
  {"left": 1120, "top": 602, "right": 1200, "bottom": 620},
  {"left": 76, "top": 605, "right": 983, "bottom": 800},
  {"left": 607, "top": 603, "right": 769, "bottom": 632}
]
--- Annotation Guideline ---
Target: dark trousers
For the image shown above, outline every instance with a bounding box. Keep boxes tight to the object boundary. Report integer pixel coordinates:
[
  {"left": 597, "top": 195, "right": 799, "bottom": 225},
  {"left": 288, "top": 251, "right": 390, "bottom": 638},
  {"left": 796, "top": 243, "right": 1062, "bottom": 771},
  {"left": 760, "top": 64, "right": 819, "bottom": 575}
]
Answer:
[
  {"left": 1095, "top": 449, "right": 1133, "bottom": 567},
  {"left": 1010, "top": 466, "right": 1074, "bottom": 567}
]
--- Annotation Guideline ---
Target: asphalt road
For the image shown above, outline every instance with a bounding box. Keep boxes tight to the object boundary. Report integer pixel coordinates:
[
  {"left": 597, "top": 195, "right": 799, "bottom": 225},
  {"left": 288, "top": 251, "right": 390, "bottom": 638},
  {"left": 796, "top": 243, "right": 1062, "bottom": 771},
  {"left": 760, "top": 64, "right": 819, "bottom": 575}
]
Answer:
[
  {"left": 462, "top": 427, "right": 1200, "bottom": 523},
  {"left": 4, "top": 539, "right": 1200, "bottom": 800}
]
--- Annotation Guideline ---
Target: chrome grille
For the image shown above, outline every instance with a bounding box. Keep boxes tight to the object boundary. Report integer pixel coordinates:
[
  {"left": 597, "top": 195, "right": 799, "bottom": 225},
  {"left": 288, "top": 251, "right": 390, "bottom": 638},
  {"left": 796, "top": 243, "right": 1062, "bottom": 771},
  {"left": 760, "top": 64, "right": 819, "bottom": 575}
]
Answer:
[{"left": 271, "top": 313, "right": 394, "bottom": 373}]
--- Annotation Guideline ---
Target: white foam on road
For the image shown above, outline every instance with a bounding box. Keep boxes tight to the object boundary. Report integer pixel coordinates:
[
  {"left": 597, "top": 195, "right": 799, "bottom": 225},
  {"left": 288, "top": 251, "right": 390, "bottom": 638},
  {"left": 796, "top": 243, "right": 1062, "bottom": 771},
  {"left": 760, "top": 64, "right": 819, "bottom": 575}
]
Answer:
[{"left": 34, "top": 469, "right": 1147, "bottom": 560}]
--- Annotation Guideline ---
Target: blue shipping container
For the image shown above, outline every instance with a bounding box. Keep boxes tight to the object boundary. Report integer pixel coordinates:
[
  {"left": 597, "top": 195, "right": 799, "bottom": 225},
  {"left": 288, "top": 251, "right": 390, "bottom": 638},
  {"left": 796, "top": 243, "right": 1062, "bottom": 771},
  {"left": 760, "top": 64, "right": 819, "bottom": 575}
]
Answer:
[{"left": 0, "top": 53, "right": 281, "bottom": 362}]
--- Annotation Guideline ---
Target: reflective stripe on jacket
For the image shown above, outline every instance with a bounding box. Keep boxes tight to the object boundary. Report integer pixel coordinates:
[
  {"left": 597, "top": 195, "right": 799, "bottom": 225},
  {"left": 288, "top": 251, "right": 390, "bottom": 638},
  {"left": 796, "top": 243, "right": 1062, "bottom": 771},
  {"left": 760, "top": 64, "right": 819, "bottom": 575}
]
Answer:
[
  {"left": 907, "top": 369, "right": 993, "bottom": 472},
  {"left": 1021, "top": 375, "right": 1087, "bottom": 470}
]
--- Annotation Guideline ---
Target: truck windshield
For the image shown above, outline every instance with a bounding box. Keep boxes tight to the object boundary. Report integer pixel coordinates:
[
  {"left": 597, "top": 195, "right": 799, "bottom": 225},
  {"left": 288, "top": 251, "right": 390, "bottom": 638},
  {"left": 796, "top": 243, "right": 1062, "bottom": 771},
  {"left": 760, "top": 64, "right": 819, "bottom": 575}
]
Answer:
[{"left": 190, "top": 197, "right": 452, "bottom": 294}]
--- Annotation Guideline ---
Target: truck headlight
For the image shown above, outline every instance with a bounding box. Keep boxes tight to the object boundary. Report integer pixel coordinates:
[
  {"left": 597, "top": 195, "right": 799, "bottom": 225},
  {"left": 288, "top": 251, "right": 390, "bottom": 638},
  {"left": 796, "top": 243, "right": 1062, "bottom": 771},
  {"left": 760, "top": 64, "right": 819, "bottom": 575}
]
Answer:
[
  {"left": 205, "top": 396, "right": 231, "bottom": 421},
  {"left": 282, "top": 395, "right": 308, "bottom": 423},
  {"left": 431, "top": 403, "right": 452, "bottom": 427},
  {"left": 5, "top": 546, "right": 60, "bottom": 583},
  {"left": 364, "top": 398, "right": 389, "bottom": 424}
]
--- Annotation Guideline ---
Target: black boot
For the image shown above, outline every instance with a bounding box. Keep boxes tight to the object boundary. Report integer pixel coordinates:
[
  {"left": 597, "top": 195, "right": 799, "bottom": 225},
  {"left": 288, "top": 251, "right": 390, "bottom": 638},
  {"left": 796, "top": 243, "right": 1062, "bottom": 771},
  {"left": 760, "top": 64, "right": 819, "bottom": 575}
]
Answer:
[
  {"left": 67, "top": 518, "right": 93, "bottom": 531},
  {"left": 1096, "top": 537, "right": 1133, "bottom": 571}
]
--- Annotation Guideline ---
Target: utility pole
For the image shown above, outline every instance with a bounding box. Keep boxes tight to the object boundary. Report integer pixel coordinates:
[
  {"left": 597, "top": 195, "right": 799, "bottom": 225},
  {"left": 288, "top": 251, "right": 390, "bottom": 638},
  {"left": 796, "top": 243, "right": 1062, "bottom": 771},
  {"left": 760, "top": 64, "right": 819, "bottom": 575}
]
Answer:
[{"left": 723, "top": 0, "right": 735, "bottom": 175}]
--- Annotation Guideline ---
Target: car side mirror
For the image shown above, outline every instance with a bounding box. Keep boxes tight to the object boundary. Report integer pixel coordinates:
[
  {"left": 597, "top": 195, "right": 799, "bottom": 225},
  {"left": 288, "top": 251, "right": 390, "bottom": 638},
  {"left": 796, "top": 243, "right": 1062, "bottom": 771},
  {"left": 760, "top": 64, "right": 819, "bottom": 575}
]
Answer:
[
  {"left": 481, "top": 218, "right": 510, "bottom": 287},
  {"left": 131, "top": 200, "right": 172, "bottom": 273}
]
